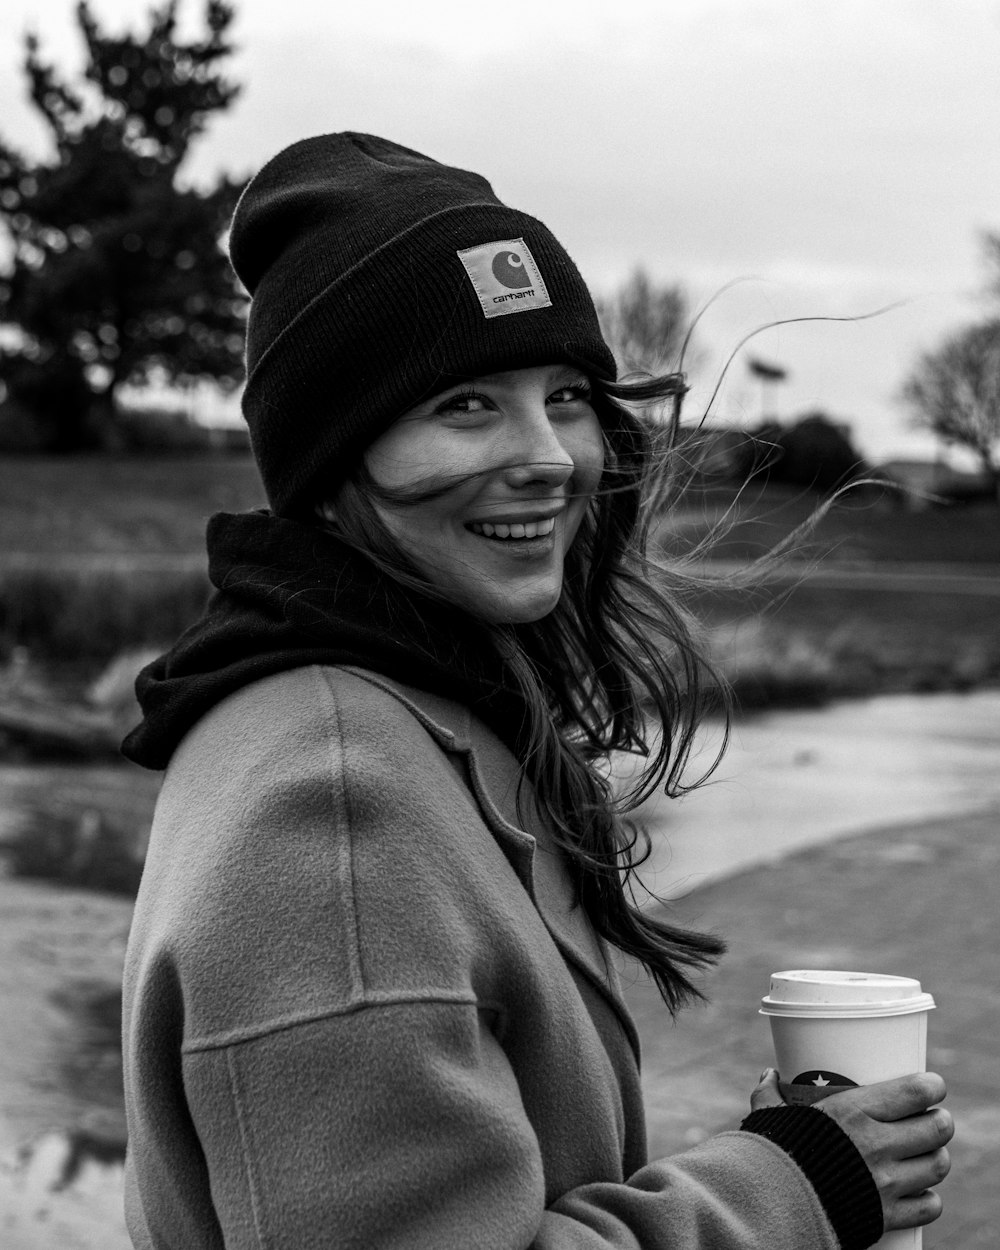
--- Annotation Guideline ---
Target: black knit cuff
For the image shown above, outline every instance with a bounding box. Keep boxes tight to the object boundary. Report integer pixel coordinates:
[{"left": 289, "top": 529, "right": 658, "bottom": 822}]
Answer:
[{"left": 740, "top": 1105, "right": 883, "bottom": 1250}]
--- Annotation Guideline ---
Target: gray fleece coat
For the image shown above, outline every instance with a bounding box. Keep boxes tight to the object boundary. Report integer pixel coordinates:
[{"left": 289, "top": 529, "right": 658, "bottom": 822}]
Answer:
[{"left": 122, "top": 664, "right": 839, "bottom": 1248}]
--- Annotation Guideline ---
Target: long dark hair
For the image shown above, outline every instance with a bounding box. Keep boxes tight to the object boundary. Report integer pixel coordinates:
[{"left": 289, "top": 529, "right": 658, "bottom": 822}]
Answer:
[{"left": 318, "top": 370, "right": 729, "bottom": 1013}]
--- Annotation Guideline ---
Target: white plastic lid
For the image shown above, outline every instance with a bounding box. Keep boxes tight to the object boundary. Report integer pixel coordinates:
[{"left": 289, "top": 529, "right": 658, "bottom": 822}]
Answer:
[{"left": 760, "top": 970, "right": 936, "bottom": 1018}]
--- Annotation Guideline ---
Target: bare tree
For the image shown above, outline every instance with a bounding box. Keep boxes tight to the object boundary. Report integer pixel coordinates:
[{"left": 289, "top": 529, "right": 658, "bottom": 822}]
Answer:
[
  {"left": 595, "top": 267, "right": 688, "bottom": 376},
  {"left": 984, "top": 232, "right": 1000, "bottom": 304},
  {"left": 902, "top": 319, "right": 1000, "bottom": 494}
]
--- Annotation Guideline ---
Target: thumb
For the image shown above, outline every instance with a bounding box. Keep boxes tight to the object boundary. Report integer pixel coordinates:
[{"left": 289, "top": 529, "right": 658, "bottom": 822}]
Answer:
[{"left": 750, "top": 1067, "right": 786, "bottom": 1112}]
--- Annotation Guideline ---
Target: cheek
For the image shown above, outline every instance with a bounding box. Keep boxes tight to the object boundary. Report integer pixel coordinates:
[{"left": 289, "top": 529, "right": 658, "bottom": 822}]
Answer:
[
  {"left": 570, "top": 418, "right": 606, "bottom": 495},
  {"left": 363, "top": 430, "right": 423, "bottom": 493},
  {"left": 368, "top": 497, "right": 453, "bottom": 574}
]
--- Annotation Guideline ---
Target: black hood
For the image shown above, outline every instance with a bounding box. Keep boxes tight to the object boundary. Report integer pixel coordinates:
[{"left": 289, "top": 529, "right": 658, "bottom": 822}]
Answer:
[{"left": 122, "top": 511, "right": 526, "bottom": 770}]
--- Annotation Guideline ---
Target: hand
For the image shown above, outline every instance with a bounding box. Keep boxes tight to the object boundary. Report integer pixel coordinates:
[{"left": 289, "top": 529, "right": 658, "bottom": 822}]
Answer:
[{"left": 750, "top": 1069, "right": 953, "bottom": 1232}]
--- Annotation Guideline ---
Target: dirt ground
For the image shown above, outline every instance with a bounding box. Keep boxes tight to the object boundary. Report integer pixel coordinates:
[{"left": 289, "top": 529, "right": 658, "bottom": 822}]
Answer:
[{"left": 0, "top": 869, "right": 132, "bottom": 1249}]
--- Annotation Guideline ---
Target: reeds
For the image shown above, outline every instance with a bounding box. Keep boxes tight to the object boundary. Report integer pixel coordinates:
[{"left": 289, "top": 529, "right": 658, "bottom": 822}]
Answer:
[{"left": 0, "top": 558, "right": 209, "bottom": 661}]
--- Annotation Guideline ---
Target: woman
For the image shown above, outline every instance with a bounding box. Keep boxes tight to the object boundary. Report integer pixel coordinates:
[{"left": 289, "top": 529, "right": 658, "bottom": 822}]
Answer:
[{"left": 121, "top": 133, "right": 952, "bottom": 1249}]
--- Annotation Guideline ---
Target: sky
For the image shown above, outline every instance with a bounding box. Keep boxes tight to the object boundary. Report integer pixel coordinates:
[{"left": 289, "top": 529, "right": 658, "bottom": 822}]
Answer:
[{"left": 2, "top": 0, "right": 999, "bottom": 462}]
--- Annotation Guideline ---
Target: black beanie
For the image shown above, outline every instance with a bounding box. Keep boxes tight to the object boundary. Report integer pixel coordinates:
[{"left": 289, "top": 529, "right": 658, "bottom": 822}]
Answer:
[{"left": 228, "top": 132, "right": 617, "bottom": 516}]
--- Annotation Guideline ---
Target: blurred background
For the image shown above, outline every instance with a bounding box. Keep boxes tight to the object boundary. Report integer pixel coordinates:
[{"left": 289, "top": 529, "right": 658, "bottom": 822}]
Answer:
[{"left": 0, "top": 1, "right": 997, "bottom": 1245}]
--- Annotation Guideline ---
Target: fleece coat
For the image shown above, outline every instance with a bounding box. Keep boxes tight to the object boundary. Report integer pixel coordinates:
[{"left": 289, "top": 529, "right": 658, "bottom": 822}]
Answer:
[{"left": 122, "top": 663, "right": 842, "bottom": 1249}]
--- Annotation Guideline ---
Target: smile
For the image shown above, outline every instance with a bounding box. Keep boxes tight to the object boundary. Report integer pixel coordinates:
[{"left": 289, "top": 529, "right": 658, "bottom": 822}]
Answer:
[{"left": 467, "top": 517, "right": 557, "bottom": 540}]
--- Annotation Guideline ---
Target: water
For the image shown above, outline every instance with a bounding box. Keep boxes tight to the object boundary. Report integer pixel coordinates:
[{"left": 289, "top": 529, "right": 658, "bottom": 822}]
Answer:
[{"left": 619, "top": 689, "right": 1000, "bottom": 900}]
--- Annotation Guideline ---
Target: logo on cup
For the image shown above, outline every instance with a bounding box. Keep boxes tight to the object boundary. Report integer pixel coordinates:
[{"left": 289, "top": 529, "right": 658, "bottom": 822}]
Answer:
[
  {"left": 779, "top": 1070, "right": 860, "bottom": 1106},
  {"left": 457, "top": 238, "right": 552, "bottom": 319}
]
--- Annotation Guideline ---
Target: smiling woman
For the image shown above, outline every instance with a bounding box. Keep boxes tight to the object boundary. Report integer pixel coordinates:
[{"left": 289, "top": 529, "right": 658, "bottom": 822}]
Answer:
[
  {"left": 321, "top": 365, "right": 606, "bottom": 624},
  {"left": 118, "top": 133, "right": 951, "bottom": 1250}
]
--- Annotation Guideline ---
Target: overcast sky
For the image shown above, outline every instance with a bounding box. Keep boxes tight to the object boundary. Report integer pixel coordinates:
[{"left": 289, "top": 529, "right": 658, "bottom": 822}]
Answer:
[{"left": 2, "top": 0, "right": 999, "bottom": 461}]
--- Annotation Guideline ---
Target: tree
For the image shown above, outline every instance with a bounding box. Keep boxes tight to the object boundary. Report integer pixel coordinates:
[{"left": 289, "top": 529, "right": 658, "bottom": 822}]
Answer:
[
  {"left": 0, "top": 1, "right": 247, "bottom": 451},
  {"left": 902, "top": 320, "right": 1000, "bottom": 492},
  {"left": 984, "top": 232, "right": 1000, "bottom": 304},
  {"left": 595, "top": 267, "right": 689, "bottom": 376}
]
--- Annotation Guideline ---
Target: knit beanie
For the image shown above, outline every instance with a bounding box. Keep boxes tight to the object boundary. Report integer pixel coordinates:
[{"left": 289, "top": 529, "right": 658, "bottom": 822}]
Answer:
[{"left": 228, "top": 132, "right": 617, "bottom": 516}]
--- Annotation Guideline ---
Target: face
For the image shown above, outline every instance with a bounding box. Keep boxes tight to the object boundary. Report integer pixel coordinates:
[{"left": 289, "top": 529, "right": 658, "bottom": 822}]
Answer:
[{"left": 359, "top": 364, "right": 605, "bottom": 624}]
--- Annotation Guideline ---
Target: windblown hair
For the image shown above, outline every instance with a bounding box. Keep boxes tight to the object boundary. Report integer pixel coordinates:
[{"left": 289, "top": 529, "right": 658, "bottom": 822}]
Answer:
[{"left": 317, "top": 372, "right": 729, "bottom": 1013}]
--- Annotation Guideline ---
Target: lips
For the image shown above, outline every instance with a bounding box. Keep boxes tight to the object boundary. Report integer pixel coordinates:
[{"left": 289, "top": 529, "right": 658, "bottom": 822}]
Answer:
[{"left": 467, "top": 517, "right": 557, "bottom": 540}]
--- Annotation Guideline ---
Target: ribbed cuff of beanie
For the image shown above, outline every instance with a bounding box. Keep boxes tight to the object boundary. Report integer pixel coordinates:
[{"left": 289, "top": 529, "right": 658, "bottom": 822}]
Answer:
[{"left": 740, "top": 1105, "right": 884, "bottom": 1250}]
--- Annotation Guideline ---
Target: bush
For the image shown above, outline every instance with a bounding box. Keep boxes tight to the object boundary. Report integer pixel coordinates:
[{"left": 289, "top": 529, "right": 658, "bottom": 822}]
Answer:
[
  {"left": 0, "top": 559, "right": 209, "bottom": 661},
  {"left": 4, "top": 806, "right": 145, "bottom": 896},
  {"left": 709, "top": 620, "right": 836, "bottom": 709},
  {"left": 114, "top": 405, "right": 250, "bottom": 454}
]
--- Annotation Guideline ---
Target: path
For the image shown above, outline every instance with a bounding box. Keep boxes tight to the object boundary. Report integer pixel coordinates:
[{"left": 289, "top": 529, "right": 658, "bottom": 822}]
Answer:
[{"left": 620, "top": 689, "right": 1000, "bottom": 898}]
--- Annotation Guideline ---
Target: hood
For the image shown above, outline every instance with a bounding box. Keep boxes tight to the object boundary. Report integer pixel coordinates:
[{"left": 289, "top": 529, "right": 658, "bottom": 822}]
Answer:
[{"left": 122, "top": 511, "right": 524, "bottom": 770}]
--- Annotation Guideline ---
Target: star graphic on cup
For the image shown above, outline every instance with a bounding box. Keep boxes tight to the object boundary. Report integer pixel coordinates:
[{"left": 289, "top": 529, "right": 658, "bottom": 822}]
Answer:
[{"left": 812, "top": 1074, "right": 831, "bottom": 1087}]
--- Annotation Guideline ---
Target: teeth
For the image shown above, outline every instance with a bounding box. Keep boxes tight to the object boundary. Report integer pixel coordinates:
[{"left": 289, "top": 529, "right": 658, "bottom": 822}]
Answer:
[{"left": 470, "top": 517, "right": 556, "bottom": 539}]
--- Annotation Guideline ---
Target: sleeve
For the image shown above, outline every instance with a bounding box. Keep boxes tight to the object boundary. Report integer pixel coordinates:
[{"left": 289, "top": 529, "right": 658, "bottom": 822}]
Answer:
[
  {"left": 739, "top": 1106, "right": 884, "bottom": 1249},
  {"left": 181, "top": 1000, "right": 844, "bottom": 1250}
]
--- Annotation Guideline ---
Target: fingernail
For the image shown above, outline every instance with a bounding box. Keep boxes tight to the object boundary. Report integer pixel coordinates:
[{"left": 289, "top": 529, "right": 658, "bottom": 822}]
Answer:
[{"left": 759, "top": 1067, "right": 772, "bottom": 1083}]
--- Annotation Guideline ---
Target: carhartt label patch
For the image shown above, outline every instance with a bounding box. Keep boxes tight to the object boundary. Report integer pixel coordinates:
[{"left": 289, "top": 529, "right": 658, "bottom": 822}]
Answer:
[{"left": 457, "top": 238, "right": 552, "bottom": 319}]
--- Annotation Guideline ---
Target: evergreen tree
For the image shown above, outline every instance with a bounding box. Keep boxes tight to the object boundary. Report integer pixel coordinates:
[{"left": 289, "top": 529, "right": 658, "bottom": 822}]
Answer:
[{"left": 0, "top": 1, "right": 247, "bottom": 451}]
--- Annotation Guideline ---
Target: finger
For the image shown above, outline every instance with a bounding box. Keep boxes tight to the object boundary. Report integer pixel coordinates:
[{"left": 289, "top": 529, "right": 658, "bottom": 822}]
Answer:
[
  {"left": 843, "top": 1073, "right": 947, "bottom": 1123},
  {"left": 749, "top": 1068, "right": 786, "bottom": 1112},
  {"left": 875, "top": 1107, "right": 955, "bottom": 1162},
  {"left": 880, "top": 1144, "right": 952, "bottom": 1202},
  {"left": 884, "top": 1185, "right": 945, "bottom": 1232}
]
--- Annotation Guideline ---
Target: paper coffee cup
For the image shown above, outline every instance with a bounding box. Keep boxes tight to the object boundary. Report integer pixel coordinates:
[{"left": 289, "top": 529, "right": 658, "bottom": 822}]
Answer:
[{"left": 761, "top": 970, "right": 936, "bottom": 1250}]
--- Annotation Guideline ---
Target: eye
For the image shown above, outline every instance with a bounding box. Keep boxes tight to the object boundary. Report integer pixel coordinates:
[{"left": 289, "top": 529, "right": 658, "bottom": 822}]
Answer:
[
  {"left": 547, "top": 380, "right": 593, "bottom": 406},
  {"left": 433, "top": 389, "right": 492, "bottom": 417}
]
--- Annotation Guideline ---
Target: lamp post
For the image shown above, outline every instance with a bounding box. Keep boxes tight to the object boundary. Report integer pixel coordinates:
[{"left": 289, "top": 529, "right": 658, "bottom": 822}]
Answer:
[{"left": 747, "top": 356, "right": 788, "bottom": 420}]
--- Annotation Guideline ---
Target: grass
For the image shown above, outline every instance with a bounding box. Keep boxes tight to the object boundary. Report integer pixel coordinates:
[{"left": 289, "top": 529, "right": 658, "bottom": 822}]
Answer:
[
  {"left": 0, "top": 762, "right": 162, "bottom": 895},
  {"left": 702, "top": 583, "right": 1000, "bottom": 709},
  {"left": 6, "top": 806, "right": 145, "bottom": 895},
  {"left": 0, "top": 452, "right": 266, "bottom": 555},
  {"left": 0, "top": 560, "right": 211, "bottom": 662},
  {"left": 2, "top": 455, "right": 997, "bottom": 563},
  {"left": 661, "top": 481, "right": 1000, "bottom": 565},
  {"left": 1, "top": 454, "right": 997, "bottom": 691}
]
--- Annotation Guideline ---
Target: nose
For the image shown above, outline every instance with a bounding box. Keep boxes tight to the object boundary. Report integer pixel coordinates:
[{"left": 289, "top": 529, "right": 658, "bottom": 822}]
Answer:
[{"left": 501, "top": 408, "right": 575, "bottom": 490}]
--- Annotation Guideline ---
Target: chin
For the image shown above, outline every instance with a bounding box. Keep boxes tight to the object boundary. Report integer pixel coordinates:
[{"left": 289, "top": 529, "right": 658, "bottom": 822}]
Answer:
[
  {"left": 477, "top": 589, "right": 562, "bottom": 625},
  {"left": 432, "top": 568, "right": 565, "bottom": 626}
]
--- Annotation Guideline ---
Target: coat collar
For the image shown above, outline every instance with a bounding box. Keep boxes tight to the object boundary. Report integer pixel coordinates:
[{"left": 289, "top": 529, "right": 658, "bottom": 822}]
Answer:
[{"left": 342, "top": 666, "right": 641, "bottom": 1062}]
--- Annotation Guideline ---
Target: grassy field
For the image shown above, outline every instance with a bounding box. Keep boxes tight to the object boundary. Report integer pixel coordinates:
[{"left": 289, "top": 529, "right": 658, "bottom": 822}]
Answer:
[
  {"left": 698, "top": 582, "right": 1000, "bottom": 707},
  {"left": 1, "top": 453, "right": 998, "bottom": 699},
  {"left": 0, "top": 453, "right": 998, "bottom": 896},
  {"left": 2, "top": 454, "right": 998, "bottom": 563},
  {"left": 0, "top": 453, "right": 266, "bottom": 555},
  {"left": 661, "top": 481, "right": 1000, "bottom": 566}
]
